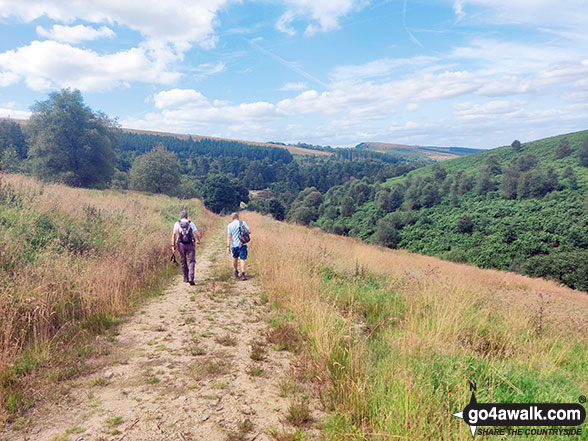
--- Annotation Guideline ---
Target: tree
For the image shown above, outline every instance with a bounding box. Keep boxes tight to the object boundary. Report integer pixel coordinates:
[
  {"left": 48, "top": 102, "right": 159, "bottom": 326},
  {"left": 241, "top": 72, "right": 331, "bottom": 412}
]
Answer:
[
  {"left": 0, "top": 119, "right": 27, "bottom": 159},
  {"left": 129, "top": 144, "right": 181, "bottom": 194},
  {"left": 267, "top": 198, "right": 285, "bottom": 221},
  {"left": 201, "top": 173, "right": 249, "bottom": 214},
  {"left": 373, "top": 217, "right": 398, "bottom": 248},
  {"left": 555, "top": 138, "right": 571, "bottom": 159},
  {"left": 27, "top": 89, "right": 117, "bottom": 187},
  {"left": 475, "top": 166, "right": 495, "bottom": 195},
  {"left": 289, "top": 187, "right": 323, "bottom": 225},
  {"left": 511, "top": 139, "right": 522, "bottom": 152},
  {"left": 579, "top": 136, "right": 588, "bottom": 167},
  {"left": 563, "top": 166, "right": 578, "bottom": 190},
  {"left": 433, "top": 166, "right": 447, "bottom": 183},
  {"left": 457, "top": 215, "right": 474, "bottom": 234}
]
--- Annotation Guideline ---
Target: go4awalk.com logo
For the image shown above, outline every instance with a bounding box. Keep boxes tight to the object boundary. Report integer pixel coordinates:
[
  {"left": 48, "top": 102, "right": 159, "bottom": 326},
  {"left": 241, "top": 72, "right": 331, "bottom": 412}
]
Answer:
[{"left": 453, "top": 382, "right": 586, "bottom": 438}]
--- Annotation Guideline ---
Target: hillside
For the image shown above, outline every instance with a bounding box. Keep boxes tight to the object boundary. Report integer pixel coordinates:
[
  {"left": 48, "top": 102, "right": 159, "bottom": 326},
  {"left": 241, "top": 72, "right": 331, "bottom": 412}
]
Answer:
[
  {"left": 315, "top": 130, "right": 588, "bottom": 290},
  {"left": 249, "top": 212, "right": 588, "bottom": 440},
  {"left": 0, "top": 117, "right": 330, "bottom": 157},
  {"left": 356, "top": 141, "right": 482, "bottom": 162},
  {"left": 2, "top": 177, "right": 587, "bottom": 440}
]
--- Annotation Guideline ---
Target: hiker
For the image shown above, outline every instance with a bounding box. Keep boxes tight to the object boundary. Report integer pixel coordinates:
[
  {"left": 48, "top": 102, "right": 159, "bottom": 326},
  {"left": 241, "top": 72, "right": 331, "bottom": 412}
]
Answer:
[
  {"left": 227, "top": 212, "right": 251, "bottom": 280},
  {"left": 172, "top": 210, "right": 201, "bottom": 285}
]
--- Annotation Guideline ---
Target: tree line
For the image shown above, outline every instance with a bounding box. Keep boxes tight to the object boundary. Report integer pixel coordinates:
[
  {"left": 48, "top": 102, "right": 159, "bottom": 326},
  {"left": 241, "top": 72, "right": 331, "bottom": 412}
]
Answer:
[{"left": 2, "top": 89, "right": 587, "bottom": 290}]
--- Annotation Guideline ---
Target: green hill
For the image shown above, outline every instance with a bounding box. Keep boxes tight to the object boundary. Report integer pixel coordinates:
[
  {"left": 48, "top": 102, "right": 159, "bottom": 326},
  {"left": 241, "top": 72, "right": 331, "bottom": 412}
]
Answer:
[{"left": 317, "top": 130, "right": 588, "bottom": 290}]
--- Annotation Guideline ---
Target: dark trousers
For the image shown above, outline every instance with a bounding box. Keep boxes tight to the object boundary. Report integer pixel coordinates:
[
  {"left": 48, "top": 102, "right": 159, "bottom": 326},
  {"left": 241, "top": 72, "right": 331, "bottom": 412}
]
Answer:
[{"left": 178, "top": 241, "right": 195, "bottom": 282}]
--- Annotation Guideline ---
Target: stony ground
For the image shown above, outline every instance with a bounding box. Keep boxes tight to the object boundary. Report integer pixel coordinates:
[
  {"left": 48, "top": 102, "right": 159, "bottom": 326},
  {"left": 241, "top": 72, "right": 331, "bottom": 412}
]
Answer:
[{"left": 3, "top": 234, "right": 321, "bottom": 441}]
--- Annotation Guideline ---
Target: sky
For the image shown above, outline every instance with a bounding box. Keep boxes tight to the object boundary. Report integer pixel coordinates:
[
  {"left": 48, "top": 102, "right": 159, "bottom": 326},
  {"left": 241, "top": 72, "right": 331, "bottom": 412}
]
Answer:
[{"left": 0, "top": 0, "right": 587, "bottom": 149}]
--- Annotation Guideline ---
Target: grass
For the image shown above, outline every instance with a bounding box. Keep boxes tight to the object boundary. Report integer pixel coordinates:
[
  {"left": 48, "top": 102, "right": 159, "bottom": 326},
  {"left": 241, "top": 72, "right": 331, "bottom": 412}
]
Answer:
[
  {"left": 250, "top": 341, "right": 266, "bottom": 361},
  {"left": 226, "top": 418, "right": 254, "bottom": 441},
  {"left": 246, "top": 365, "right": 264, "bottom": 377},
  {"left": 286, "top": 399, "right": 312, "bottom": 427},
  {"left": 0, "top": 173, "right": 219, "bottom": 423},
  {"left": 247, "top": 211, "right": 588, "bottom": 441},
  {"left": 215, "top": 334, "right": 238, "bottom": 347},
  {"left": 106, "top": 416, "right": 123, "bottom": 427}
]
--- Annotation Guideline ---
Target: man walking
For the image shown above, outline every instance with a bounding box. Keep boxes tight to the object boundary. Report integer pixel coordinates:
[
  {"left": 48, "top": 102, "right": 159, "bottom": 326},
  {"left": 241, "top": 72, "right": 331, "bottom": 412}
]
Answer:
[
  {"left": 227, "top": 212, "right": 250, "bottom": 280},
  {"left": 172, "top": 210, "right": 201, "bottom": 285}
]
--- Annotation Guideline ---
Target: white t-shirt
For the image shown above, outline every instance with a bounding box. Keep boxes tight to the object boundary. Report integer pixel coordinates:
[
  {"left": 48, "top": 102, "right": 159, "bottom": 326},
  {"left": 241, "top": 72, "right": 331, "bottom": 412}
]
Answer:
[
  {"left": 174, "top": 220, "right": 197, "bottom": 234},
  {"left": 227, "top": 219, "right": 250, "bottom": 248}
]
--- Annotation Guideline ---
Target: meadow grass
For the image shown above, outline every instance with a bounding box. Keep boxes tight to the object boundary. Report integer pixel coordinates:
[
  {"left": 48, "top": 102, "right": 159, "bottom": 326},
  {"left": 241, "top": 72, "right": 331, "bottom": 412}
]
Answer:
[
  {"left": 0, "top": 173, "right": 219, "bottom": 423},
  {"left": 246, "top": 211, "right": 588, "bottom": 440}
]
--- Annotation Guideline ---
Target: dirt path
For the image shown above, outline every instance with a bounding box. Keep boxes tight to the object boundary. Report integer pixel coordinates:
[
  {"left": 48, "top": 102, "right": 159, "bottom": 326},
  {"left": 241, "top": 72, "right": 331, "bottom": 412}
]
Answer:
[{"left": 7, "top": 232, "right": 319, "bottom": 441}]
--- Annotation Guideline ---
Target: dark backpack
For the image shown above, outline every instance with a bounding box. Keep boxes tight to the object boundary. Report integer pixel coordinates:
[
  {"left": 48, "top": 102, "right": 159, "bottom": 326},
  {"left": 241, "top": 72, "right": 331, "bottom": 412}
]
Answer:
[
  {"left": 239, "top": 220, "right": 250, "bottom": 244},
  {"left": 178, "top": 220, "right": 194, "bottom": 244}
]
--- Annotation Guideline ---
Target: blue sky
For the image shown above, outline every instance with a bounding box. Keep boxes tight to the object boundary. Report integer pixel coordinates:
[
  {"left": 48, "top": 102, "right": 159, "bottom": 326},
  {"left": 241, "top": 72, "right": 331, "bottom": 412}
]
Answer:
[{"left": 1, "top": 0, "right": 587, "bottom": 149}]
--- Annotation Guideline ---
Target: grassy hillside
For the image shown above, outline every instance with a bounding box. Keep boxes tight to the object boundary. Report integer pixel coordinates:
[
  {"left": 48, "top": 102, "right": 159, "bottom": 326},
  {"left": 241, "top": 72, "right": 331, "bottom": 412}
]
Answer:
[
  {"left": 248, "top": 211, "right": 588, "bottom": 440},
  {"left": 0, "top": 174, "right": 218, "bottom": 423},
  {"left": 316, "top": 130, "right": 588, "bottom": 290}
]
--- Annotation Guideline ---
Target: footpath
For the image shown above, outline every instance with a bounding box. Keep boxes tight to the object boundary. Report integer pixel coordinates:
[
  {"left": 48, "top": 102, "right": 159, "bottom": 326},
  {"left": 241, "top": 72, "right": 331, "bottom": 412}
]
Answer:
[{"left": 3, "top": 232, "right": 319, "bottom": 441}]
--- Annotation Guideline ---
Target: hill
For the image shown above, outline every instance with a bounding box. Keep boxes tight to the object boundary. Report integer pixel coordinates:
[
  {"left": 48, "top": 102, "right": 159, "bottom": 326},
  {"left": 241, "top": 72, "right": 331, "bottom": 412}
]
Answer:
[
  {"left": 356, "top": 141, "right": 482, "bottom": 162},
  {"left": 249, "top": 211, "right": 588, "bottom": 440},
  {"left": 315, "top": 130, "right": 588, "bottom": 290},
  {"left": 2, "top": 176, "right": 586, "bottom": 440},
  {"left": 0, "top": 117, "right": 330, "bottom": 157}
]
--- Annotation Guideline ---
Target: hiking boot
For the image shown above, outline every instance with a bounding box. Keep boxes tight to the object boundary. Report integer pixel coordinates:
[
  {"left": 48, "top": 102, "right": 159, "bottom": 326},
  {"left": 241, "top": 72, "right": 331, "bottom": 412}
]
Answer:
[
  {"left": 189, "top": 280, "right": 195, "bottom": 286},
  {"left": 234, "top": 270, "right": 239, "bottom": 280},
  {"left": 240, "top": 272, "right": 247, "bottom": 281}
]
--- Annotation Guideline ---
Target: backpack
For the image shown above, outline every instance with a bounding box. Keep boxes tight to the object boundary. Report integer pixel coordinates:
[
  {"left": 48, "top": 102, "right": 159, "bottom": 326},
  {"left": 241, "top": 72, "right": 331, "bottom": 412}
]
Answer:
[
  {"left": 239, "top": 220, "right": 250, "bottom": 244},
  {"left": 178, "top": 220, "right": 194, "bottom": 244}
]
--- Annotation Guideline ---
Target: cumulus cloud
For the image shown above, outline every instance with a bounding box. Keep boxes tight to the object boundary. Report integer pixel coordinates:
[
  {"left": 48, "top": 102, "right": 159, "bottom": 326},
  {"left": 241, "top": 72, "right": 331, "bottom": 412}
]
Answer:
[
  {"left": 0, "top": 40, "right": 180, "bottom": 91},
  {"left": 153, "top": 89, "right": 210, "bottom": 109},
  {"left": 36, "top": 24, "right": 115, "bottom": 44},
  {"left": 0, "top": 107, "right": 31, "bottom": 119},
  {"left": 276, "top": 0, "right": 366, "bottom": 36},
  {"left": 0, "top": 0, "right": 232, "bottom": 50}
]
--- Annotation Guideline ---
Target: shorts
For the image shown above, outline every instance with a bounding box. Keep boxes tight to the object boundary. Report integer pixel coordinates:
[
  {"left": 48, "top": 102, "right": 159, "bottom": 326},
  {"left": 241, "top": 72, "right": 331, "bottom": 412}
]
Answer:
[{"left": 231, "top": 245, "right": 247, "bottom": 259}]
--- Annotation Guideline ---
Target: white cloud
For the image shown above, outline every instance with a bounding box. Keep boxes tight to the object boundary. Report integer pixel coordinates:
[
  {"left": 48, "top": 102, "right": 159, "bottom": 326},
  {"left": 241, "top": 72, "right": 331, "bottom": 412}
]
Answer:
[
  {"left": 0, "top": 0, "right": 232, "bottom": 51},
  {"left": 36, "top": 24, "right": 115, "bottom": 44},
  {"left": 0, "top": 108, "right": 31, "bottom": 119},
  {"left": 276, "top": 0, "right": 366, "bottom": 36},
  {"left": 153, "top": 89, "right": 210, "bottom": 109},
  {"left": 193, "top": 62, "right": 225, "bottom": 80},
  {"left": 279, "top": 82, "right": 308, "bottom": 91},
  {"left": 453, "top": 100, "right": 526, "bottom": 120},
  {"left": 331, "top": 56, "right": 437, "bottom": 81},
  {"left": 0, "top": 40, "right": 180, "bottom": 91}
]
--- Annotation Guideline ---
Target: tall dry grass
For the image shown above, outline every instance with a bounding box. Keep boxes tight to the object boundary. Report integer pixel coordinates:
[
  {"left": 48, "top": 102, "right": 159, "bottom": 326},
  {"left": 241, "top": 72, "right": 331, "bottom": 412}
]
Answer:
[
  {"left": 247, "top": 211, "right": 588, "bottom": 440},
  {"left": 0, "top": 173, "right": 218, "bottom": 421}
]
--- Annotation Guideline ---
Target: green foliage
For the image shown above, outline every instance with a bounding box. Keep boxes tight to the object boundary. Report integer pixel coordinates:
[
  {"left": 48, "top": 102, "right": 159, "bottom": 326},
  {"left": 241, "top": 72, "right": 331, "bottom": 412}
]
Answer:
[
  {"left": 521, "top": 251, "right": 588, "bottom": 291},
  {"left": 580, "top": 136, "right": 588, "bottom": 167},
  {"left": 289, "top": 187, "right": 323, "bottom": 225},
  {"left": 555, "top": 138, "right": 571, "bottom": 159},
  {"left": 201, "top": 173, "right": 249, "bottom": 214},
  {"left": 373, "top": 216, "right": 398, "bottom": 248},
  {"left": 129, "top": 144, "right": 181, "bottom": 194},
  {"left": 27, "top": 89, "right": 117, "bottom": 187},
  {"left": 511, "top": 139, "right": 521, "bottom": 152},
  {"left": 311, "top": 130, "right": 588, "bottom": 290},
  {"left": 267, "top": 198, "right": 285, "bottom": 221}
]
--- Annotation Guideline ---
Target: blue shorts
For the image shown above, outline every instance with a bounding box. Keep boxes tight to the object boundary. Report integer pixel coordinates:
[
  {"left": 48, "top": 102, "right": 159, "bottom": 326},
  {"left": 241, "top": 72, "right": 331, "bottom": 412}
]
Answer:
[{"left": 232, "top": 245, "right": 247, "bottom": 259}]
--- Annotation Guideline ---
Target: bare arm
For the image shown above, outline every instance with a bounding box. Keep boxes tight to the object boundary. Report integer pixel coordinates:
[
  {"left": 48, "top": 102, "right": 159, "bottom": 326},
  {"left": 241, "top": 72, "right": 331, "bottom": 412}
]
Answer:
[
  {"left": 171, "top": 229, "right": 177, "bottom": 253},
  {"left": 227, "top": 233, "right": 232, "bottom": 254}
]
